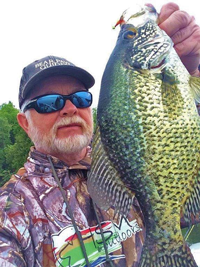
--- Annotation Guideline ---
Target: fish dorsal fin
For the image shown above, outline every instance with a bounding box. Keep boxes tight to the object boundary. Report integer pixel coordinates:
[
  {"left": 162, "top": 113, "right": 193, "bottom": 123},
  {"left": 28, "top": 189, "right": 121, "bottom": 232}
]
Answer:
[
  {"left": 189, "top": 76, "right": 200, "bottom": 103},
  {"left": 87, "top": 127, "right": 133, "bottom": 216}
]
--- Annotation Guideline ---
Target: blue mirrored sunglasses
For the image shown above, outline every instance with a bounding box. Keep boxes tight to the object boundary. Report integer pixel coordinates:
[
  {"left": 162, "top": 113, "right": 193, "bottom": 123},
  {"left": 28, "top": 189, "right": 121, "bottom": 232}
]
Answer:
[{"left": 23, "top": 91, "right": 93, "bottom": 113}]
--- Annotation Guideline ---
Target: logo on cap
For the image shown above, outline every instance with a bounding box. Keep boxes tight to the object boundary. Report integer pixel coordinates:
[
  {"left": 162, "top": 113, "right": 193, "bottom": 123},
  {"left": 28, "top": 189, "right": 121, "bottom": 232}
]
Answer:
[{"left": 35, "top": 59, "right": 72, "bottom": 70}]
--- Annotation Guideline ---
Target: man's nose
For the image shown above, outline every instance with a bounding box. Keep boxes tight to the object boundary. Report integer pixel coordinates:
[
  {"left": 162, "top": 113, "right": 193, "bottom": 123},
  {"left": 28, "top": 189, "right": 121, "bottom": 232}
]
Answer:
[{"left": 59, "top": 100, "right": 78, "bottom": 116}]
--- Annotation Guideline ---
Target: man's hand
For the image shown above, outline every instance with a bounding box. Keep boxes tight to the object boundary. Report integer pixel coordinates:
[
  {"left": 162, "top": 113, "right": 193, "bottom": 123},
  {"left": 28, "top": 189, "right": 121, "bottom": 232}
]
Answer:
[{"left": 158, "top": 2, "right": 200, "bottom": 76}]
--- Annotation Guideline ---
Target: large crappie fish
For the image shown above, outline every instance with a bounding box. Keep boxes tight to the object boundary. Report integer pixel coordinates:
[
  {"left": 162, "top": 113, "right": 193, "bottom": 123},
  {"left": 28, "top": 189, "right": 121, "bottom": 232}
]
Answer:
[{"left": 87, "top": 4, "right": 200, "bottom": 267}]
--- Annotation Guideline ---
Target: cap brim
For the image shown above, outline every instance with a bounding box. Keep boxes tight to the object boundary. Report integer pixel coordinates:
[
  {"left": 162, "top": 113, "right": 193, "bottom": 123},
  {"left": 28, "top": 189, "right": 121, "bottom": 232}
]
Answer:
[{"left": 22, "top": 65, "right": 95, "bottom": 99}]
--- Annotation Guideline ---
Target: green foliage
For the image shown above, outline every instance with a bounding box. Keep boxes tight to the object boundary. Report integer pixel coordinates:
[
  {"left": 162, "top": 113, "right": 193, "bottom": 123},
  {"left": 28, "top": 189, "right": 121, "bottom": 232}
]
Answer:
[
  {"left": 0, "top": 117, "right": 11, "bottom": 149},
  {"left": 0, "top": 102, "right": 33, "bottom": 186},
  {"left": 0, "top": 117, "right": 11, "bottom": 183}
]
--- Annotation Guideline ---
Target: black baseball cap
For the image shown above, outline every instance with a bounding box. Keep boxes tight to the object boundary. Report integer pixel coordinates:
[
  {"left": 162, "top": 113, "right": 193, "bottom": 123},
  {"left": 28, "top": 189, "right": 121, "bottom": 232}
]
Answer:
[{"left": 19, "top": 55, "right": 95, "bottom": 109}]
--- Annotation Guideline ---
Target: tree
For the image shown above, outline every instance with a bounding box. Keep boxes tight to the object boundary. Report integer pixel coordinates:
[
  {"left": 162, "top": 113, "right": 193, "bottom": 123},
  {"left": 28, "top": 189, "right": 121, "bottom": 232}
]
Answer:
[
  {"left": 0, "top": 116, "right": 12, "bottom": 185},
  {"left": 0, "top": 102, "right": 32, "bottom": 186}
]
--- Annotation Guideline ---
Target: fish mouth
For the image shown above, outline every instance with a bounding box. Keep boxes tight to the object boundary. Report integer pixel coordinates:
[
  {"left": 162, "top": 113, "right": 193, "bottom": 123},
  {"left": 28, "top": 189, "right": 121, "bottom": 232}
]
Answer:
[{"left": 150, "top": 58, "right": 167, "bottom": 70}]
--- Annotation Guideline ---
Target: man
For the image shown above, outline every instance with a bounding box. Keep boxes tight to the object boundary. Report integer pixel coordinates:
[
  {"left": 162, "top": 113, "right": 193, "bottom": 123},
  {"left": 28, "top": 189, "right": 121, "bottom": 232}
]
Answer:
[{"left": 0, "top": 3, "right": 200, "bottom": 267}]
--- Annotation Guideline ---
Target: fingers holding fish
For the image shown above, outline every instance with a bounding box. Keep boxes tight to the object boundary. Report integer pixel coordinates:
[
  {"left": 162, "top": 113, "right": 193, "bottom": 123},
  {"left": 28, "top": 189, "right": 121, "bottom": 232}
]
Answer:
[
  {"left": 168, "top": 16, "right": 196, "bottom": 44},
  {"left": 173, "top": 26, "right": 200, "bottom": 76},
  {"left": 158, "top": 2, "right": 200, "bottom": 76},
  {"left": 157, "top": 2, "right": 179, "bottom": 24},
  {"left": 158, "top": 3, "right": 192, "bottom": 36}
]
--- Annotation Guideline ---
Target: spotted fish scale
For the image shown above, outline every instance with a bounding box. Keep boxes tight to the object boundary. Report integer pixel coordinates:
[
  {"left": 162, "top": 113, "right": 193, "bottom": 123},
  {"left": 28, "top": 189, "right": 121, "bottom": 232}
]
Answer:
[{"left": 88, "top": 5, "right": 200, "bottom": 267}]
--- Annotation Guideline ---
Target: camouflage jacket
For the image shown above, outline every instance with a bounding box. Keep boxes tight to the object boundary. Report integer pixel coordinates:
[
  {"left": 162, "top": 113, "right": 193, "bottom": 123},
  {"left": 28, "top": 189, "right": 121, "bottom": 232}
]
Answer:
[{"left": 0, "top": 147, "right": 145, "bottom": 267}]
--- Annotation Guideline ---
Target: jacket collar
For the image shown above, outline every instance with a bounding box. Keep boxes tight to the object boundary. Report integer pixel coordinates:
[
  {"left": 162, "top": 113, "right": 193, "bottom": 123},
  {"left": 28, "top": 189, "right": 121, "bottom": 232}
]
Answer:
[{"left": 27, "top": 146, "right": 91, "bottom": 172}]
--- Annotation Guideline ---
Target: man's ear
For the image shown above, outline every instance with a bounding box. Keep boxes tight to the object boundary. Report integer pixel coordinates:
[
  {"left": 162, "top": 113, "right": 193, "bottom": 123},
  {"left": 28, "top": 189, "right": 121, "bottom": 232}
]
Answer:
[{"left": 17, "top": 113, "right": 29, "bottom": 135}]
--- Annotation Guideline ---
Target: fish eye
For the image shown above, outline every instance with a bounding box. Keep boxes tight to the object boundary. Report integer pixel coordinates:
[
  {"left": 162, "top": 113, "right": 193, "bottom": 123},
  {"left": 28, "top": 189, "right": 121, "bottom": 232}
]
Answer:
[{"left": 123, "top": 28, "right": 137, "bottom": 39}]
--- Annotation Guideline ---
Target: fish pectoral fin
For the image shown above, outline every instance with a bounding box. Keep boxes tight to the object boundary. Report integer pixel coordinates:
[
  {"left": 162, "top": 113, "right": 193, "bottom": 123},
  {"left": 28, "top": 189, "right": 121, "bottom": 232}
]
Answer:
[
  {"left": 189, "top": 76, "right": 200, "bottom": 103},
  {"left": 87, "top": 127, "right": 133, "bottom": 216},
  {"left": 88, "top": 168, "right": 133, "bottom": 216}
]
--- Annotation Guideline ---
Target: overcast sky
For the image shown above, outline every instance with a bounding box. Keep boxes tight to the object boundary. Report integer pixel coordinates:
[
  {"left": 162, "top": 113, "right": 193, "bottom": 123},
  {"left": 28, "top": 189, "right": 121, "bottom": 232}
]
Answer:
[{"left": 1, "top": 0, "right": 200, "bottom": 109}]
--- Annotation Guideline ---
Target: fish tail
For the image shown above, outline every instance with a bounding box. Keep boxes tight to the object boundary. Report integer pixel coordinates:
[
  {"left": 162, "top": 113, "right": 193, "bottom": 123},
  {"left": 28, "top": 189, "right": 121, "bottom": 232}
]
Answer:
[{"left": 139, "top": 243, "right": 198, "bottom": 267}]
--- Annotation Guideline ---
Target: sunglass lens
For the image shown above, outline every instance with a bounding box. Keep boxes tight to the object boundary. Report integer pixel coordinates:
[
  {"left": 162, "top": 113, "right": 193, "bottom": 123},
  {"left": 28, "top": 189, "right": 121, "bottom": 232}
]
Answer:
[
  {"left": 72, "top": 92, "right": 92, "bottom": 108},
  {"left": 37, "top": 95, "right": 64, "bottom": 113}
]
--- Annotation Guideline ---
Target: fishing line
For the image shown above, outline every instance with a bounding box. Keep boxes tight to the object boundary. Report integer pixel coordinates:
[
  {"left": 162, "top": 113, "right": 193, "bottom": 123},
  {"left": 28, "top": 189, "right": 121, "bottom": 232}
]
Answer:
[
  {"left": 92, "top": 200, "right": 115, "bottom": 267},
  {"left": 184, "top": 224, "right": 195, "bottom": 241},
  {"left": 48, "top": 156, "right": 91, "bottom": 267}
]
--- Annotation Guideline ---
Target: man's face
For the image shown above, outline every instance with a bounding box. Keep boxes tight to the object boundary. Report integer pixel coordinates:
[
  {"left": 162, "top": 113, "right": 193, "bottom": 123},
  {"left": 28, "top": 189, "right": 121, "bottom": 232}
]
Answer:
[{"left": 22, "top": 75, "right": 93, "bottom": 157}]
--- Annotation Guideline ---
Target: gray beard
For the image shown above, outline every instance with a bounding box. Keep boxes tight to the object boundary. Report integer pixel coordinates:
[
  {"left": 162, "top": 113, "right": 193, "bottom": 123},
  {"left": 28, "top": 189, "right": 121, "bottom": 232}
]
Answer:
[{"left": 26, "top": 114, "right": 93, "bottom": 155}]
